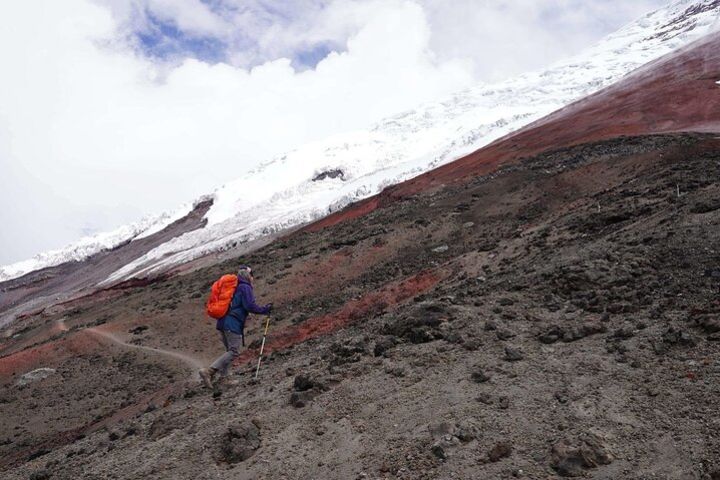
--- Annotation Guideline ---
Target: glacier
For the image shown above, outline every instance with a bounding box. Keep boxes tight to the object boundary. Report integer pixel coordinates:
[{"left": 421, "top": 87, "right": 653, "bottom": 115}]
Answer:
[{"left": 0, "top": 203, "right": 195, "bottom": 282}]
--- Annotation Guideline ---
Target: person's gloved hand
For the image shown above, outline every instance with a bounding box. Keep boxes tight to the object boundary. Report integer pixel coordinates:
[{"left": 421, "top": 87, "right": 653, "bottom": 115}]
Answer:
[{"left": 265, "top": 303, "right": 273, "bottom": 314}]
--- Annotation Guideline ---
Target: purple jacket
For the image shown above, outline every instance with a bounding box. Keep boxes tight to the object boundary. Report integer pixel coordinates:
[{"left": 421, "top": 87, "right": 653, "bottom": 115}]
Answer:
[{"left": 216, "top": 277, "right": 270, "bottom": 334}]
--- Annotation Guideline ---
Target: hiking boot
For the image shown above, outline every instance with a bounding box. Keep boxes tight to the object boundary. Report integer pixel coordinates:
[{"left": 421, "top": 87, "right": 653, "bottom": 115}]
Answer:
[{"left": 199, "top": 367, "right": 216, "bottom": 389}]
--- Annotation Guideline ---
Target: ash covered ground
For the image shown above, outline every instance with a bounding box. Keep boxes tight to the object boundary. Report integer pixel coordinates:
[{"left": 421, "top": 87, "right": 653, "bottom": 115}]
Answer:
[{"left": 1, "top": 133, "right": 719, "bottom": 479}]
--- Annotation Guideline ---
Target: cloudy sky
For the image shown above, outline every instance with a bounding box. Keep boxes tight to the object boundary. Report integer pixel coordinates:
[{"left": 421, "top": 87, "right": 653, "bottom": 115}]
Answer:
[{"left": 0, "top": 0, "right": 667, "bottom": 265}]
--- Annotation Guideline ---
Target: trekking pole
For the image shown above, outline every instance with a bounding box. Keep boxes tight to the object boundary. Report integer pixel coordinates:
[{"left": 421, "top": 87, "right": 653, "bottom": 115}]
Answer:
[{"left": 254, "top": 317, "right": 271, "bottom": 379}]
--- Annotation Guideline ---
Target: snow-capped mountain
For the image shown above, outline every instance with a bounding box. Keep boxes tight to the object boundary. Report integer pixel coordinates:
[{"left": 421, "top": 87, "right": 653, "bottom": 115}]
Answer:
[
  {"left": 2, "top": 0, "right": 719, "bottom": 284},
  {"left": 0, "top": 202, "right": 196, "bottom": 282}
]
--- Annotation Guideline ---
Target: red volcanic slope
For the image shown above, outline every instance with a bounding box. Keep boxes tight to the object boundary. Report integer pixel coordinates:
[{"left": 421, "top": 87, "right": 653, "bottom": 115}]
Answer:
[
  {"left": 0, "top": 332, "right": 104, "bottom": 380},
  {"left": 236, "top": 269, "right": 445, "bottom": 365},
  {"left": 308, "top": 32, "right": 720, "bottom": 231}
]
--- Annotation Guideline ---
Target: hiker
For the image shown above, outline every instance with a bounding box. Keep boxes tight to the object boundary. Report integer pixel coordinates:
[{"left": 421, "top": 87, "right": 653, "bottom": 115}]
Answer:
[{"left": 199, "top": 266, "right": 272, "bottom": 388}]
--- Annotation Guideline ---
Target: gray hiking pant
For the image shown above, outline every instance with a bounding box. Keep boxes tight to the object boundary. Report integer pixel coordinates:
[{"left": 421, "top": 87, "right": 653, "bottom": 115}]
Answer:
[{"left": 210, "top": 330, "right": 243, "bottom": 376}]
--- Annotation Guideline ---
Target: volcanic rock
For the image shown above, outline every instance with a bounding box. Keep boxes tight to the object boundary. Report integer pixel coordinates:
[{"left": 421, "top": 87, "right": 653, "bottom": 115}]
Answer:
[
  {"left": 454, "top": 420, "right": 480, "bottom": 443},
  {"left": 16, "top": 368, "right": 56, "bottom": 386},
  {"left": 289, "top": 391, "right": 317, "bottom": 408},
  {"left": 539, "top": 325, "right": 563, "bottom": 344},
  {"left": 550, "top": 433, "right": 613, "bottom": 477},
  {"left": 496, "top": 329, "right": 516, "bottom": 341},
  {"left": 428, "top": 421, "right": 474, "bottom": 459},
  {"left": 488, "top": 442, "right": 513, "bottom": 462},
  {"left": 693, "top": 315, "right": 720, "bottom": 334},
  {"left": 382, "top": 303, "right": 452, "bottom": 343},
  {"left": 661, "top": 328, "right": 696, "bottom": 347},
  {"left": 612, "top": 324, "right": 635, "bottom": 339},
  {"left": 290, "top": 374, "right": 328, "bottom": 408},
  {"left": 329, "top": 339, "right": 367, "bottom": 365},
  {"left": 220, "top": 422, "right": 261, "bottom": 464},
  {"left": 293, "top": 375, "right": 316, "bottom": 392},
  {"left": 373, "top": 336, "right": 397, "bottom": 357},
  {"left": 471, "top": 368, "right": 491, "bottom": 383},
  {"left": 504, "top": 346, "right": 524, "bottom": 361},
  {"left": 29, "top": 471, "right": 51, "bottom": 480}
]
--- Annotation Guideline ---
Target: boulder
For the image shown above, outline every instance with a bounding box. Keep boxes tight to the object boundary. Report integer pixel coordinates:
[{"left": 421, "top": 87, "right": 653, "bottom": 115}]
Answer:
[
  {"left": 382, "top": 303, "right": 454, "bottom": 344},
  {"left": 551, "top": 433, "right": 613, "bottom": 477},
  {"left": 539, "top": 325, "right": 563, "bottom": 344},
  {"left": 504, "top": 346, "right": 524, "bottom": 362},
  {"left": 329, "top": 338, "right": 368, "bottom": 365},
  {"left": 220, "top": 422, "right": 261, "bottom": 463},
  {"left": 427, "top": 420, "right": 477, "bottom": 459},
  {"left": 16, "top": 368, "right": 55, "bottom": 386}
]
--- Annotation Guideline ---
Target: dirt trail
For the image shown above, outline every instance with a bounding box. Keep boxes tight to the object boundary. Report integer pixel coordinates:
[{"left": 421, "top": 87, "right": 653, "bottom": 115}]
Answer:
[{"left": 86, "top": 327, "right": 204, "bottom": 375}]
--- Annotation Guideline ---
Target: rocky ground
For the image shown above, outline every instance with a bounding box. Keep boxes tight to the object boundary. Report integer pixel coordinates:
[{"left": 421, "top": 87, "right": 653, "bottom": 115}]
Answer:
[{"left": 1, "top": 133, "right": 719, "bottom": 479}]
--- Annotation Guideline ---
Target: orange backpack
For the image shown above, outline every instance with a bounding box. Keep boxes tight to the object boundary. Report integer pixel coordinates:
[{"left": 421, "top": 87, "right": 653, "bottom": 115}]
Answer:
[{"left": 206, "top": 274, "right": 239, "bottom": 319}]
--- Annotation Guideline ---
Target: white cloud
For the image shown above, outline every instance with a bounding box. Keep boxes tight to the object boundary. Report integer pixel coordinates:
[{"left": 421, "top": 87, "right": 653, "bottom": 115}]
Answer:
[
  {"left": 419, "top": 0, "right": 668, "bottom": 80},
  {"left": 146, "top": 0, "right": 232, "bottom": 37},
  {"left": 102, "top": 0, "right": 669, "bottom": 72}
]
